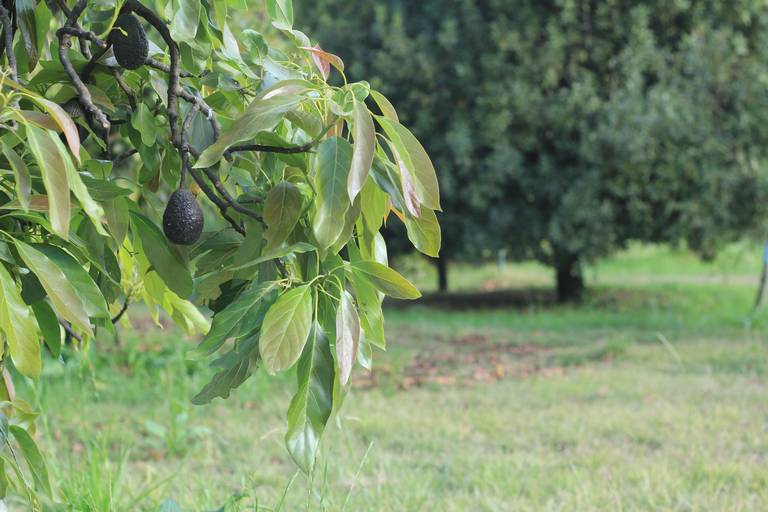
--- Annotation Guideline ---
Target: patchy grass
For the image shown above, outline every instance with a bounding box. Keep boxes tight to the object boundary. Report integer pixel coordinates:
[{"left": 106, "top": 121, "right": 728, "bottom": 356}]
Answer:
[{"left": 7, "top": 245, "right": 768, "bottom": 510}]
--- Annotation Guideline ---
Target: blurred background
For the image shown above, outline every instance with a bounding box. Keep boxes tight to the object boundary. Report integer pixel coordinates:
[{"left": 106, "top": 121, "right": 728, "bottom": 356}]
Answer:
[{"left": 30, "top": 2, "right": 768, "bottom": 510}]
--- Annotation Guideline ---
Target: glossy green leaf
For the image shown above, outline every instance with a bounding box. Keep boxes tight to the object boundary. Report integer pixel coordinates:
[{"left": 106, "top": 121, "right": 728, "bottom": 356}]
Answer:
[
  {"left": 169, "top": 0, "right": 200, "bottom": 43},
  {"left": 349, "top": 261, "right": 421, "bottom": 300},
  {"left": 260, "top": 285, "right": 313, "bottom": 374},
  {"left": 0, "top": 263, "right": 41, "bottom": 378},
  {"left": 405, "top": 208, "right": 441, "bottom": 258},
  {"left": 335, "top": 291, "right": 360, "bottom": 386},
  {"left": 377, "top": 117, "right": 441, "bottom": 211},
  {"left": 130, "top": 212, "right": 193, "bottom": 298},
  {"left": 264, "top": 181, "right": 303, "bottom": 250},
  {"left": 31, "top": 244, "right": 110, "bottom": 320},
  {"left": 131, "top": 103, "right": 158, "bottom": 147},
  {"left": 9, "top": 425, "right": 51, "bottom": 497},
  {"left": 190, "top": 281, "right": 278, "bottom": 359},
  {"left": 285, "top": 322, "right": 334, "bottom": 473},
  {"left": 195, "top": 94, "right": 304, "bottom": 168},
  {"left": 266, "top": 0, "right": 294, "bottom": 30},
  {"left": 192, "top": 335, "right": 260, "bottom": 405},
  {"left": 58, "top": 137, "right": 106, "bottom": 236},
  {"left": 312, "top": 137, "right": 353, "bottom": 250},
  {"left": 348, "top": 100, "right": 376, "bottom": 201},
  {"left": 31, "top": 300, "right": 61, "bottom": 358},
  {"left": 15, "top": 241, "right": 93, "bottom": 338},
  {"left": 370, "top": 90, "right": 399, "bottom": 122},
  {"left": 1, "top": 146, "right": 31, "bottom": 212},
  {"left": 26, "top": 125, "right": 70, "bottom": 239}
]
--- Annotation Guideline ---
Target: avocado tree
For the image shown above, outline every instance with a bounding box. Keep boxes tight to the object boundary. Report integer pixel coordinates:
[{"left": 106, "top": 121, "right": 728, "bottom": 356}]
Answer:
[
  {"left": 0, "top": 0, "right": 440, "bottom": 505},
  {"left": 298, "top": 0, "right": 768, "bottom": 300}
]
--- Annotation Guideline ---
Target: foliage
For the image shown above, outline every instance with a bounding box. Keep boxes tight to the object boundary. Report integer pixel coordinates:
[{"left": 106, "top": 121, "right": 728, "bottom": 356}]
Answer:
[
  {"left": 0, "top": 0, "right": 440, "bottom": 505},
  {"left": 296, "top": 0, "right": 768, "bottom": 299}
]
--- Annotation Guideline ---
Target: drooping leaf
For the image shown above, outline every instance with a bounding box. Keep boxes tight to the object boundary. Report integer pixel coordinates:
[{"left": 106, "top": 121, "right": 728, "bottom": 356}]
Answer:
[
  {"left": 25, "top": 95, "right": 81, "bottom": 162},
  {"left": 285, "top": 322, "right": 334, "bottom": 473},
  {"left": 312, "top": 137, "right": 353, "bottom": 250},
  {"left": 190, "top": 281, "right": 278, "bottom": 359},
  {"left": 370, "top": 90, "right": 399, "bottom": 122},
  {"left": 377, "top": 117, "right": 441, "bottom": 211},
  {"left": 192, "top": 335, "right": 260, "bottom": 405},
  {"left": 260, "top": 285, "right": 313, "bottom": 374},
  {"left": 349, "top": 261, "right": 421, "bottom": 300},
  {"left": 264, "top": 181, "right": 303, "bottom": 250},
  {"left": 26, "top": 125, "right": 70, "bottom": 239},
  {"left": 195, "top": 93, "right": 304, "bottom": 168},
  {"left": 130, "top": 212, "right": 193, "bottom": 298},
  {"left": 348, "top": 100, "right": 376, "bottom": 201},
  {"left": 15, "top": 241, "right": 93, "bottom": 338},
  {"left": 30, "top": 300, "right": 61, "bottom": 358},
  {"left": 30, "top": 244, "right": 110, "bottom": 319},
  {"left": 9, "top": 425, "right": 51, "bottom": 497},
  {"left": 405, "top": 208, "right": 441, "bottom": 258},
  {"left": 0, "top": 263, "right": 41, "bottom": 378},
  {"left": 15, "top": 0, "right": 38, "bottom": 71},
  {"left": 1, "top": 146, "right": 32, "bottom": 212},
  {"left": 300, "top": 45, "right": 344, "bottom": 80},
  {"left": 335, "top": 291, "right": 360, "bottom": 386}
]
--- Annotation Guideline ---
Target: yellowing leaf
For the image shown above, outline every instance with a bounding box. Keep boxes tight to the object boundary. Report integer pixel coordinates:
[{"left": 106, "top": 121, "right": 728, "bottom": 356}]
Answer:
[{"left": 0, "top": 264, "right": 41, "bottom": 378}]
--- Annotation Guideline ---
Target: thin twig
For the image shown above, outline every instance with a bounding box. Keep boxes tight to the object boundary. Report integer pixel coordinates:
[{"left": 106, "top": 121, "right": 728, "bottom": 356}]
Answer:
[
  {"left": 177, "top": 88, "right": 220, "bottom": 138},
  {"left": 57, "top": 1, "right": 111, "bottom": 134},
  {"left": 113, "top": 148, "right": 138, "bottom": 166},
  {"left": 112, "top": 68, "right": 137, "bottom": 109},
  {"left": 82, "top": 44, "right": 110, "bottom": 82},
  {"left": 111, "top": 297, "right": 130, "bottom": 324},
  {"left": 145, "top": 57, "right": 196, "bottom": 78},
  {"left": 59, "top": 319, "right": 83, "bottom": 343}
]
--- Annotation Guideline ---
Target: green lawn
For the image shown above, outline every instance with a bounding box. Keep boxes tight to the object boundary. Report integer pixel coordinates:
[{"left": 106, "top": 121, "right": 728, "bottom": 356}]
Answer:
[{"left": 10, "top": 245, "right": 768, "bottom": 510}]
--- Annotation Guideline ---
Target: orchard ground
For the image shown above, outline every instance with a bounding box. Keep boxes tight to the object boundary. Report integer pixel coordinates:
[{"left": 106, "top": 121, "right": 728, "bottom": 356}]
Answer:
[{"left": 16, "top": 244, "right": 768, "bottom": 510}]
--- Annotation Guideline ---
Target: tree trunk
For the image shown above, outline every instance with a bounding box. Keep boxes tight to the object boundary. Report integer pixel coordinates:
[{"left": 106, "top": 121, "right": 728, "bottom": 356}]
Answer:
[
  {"left": 436, "top": 257, "right": 448, "bottom": 293},
  {"left": 554, "top": 251, "right": 584, "bottom": 303}
]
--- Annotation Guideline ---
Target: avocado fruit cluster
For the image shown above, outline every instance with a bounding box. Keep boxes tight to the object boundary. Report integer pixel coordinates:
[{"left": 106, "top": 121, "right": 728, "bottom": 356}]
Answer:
[
  {"left": 109, "top": 13, "right": 148, "bottom": 70},
  {"left": 163, "top": 189, "right": 204, "bottom": 246}
]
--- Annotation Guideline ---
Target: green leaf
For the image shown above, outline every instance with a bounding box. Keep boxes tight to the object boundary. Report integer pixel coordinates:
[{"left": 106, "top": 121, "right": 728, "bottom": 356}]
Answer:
[
  {"left": 15, "top": 0, "right": 38, "bottom": 70},
  {"left": 405, "top": 208, "right": 441, "bottom": 258},
  {"left": 260, "top": 285, "right": 313, "bottom": 374},
  {"left": 312, "top": 137, "right": 354, "bottom": 250},
  {"left": 377, "top": 117, "right": 441, "bottom": 211},
  {"left": 25, "top": 95, "right": 81, "bottom": 163},
  {"left": 0, "top": 263, "right": 41, "bottom": 378},
  {"left": 370, "top": 90, "right": 399, "bottom": 122},
  {"left": 58, "top": 137, "right": 106, "bottom": 236},
  {"left": 285, "top": 322, "right": 334, "bottom": 473},
  {"left": 169, "top": 0, "right": 200, "bottom": 43},
  {"left": 226, "top": 242, "right": 316, "bottom": 273},
  {"left": 30, "top": 245, "right": 110, "bottom": 320},
  {"left": 335, "top": 291, "right": 360, "bottom": 386},
  {"left": 1, "top": 146, "right": 31, "bottom": 212},
  {"left": 15, "top": 241, "right": 93, "bottom": 338},
  {"left": 31, "top": 300, "right": 61, "bottom": 358},
  {"left": 131, "top": 103, "right": 158, "bottom": 147},
  {"left": 26, "top": 125, "right": 70, "bottom": 239},
  {"left": 348, "top": 100, "right": 376, "bottom": 201},
  {"left": 349, "top": 261, "right": 421, "bottom": 300},
  {"left": 190, "top": 281, "right": 278, "bottom": 359},
  {"left": 266, "top": 0, "right": 294, "bottom": 30},
  {"left": 192, "top": 335, "right": 259, "bottom": 405},
  {"left": 264, "top": 181, "right": 303, "bottom": 250},
  {"left": 195, "top": 94, "right": 303, "bottom": 168},
  {"left": 130, "top": 212, "right": 193, "bottom": 298},
  {"left": 9, "top": 425, "right": 51, "bottom": 497}
]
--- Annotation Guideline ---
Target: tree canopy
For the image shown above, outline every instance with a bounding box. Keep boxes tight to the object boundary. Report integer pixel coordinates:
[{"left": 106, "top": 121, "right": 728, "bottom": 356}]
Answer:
[
  {"left": 0, "top": 0, "right": 439, "bottom": 504},
  {"left": 298, "top": 0, "right": 768, "bottom": 300}
]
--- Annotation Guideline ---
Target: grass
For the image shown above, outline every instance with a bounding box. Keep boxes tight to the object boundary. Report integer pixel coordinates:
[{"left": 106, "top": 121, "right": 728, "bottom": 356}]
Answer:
[{"left": 7, "top": 244, "right": 768, "bottom": 510}]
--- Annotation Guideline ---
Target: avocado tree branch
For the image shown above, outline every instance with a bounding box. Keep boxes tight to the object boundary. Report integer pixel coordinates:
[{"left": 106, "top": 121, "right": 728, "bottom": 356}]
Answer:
[
  {"left": 111, "top": 296, "right": 131, "bottom": 324},
  {"left": 56, "top": 0, "right": 111, "bottom": 134},
  {"left": 177, "top": 88, "right": 220, "bottom": 138},
  {"left": 111, "top": 68, "right": 136, "bottom": 109},
  {"left": 145, "top": 58, "right": 196, "bottom": 78}
]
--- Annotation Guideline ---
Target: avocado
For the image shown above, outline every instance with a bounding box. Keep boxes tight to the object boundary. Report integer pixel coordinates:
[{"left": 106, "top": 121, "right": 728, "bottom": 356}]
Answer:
[
  {"left": 163, "top": 189, "right": 204, "bottom": 245},
  {"left": 109, "top": 13, "right": 149, "bottom": 70}
]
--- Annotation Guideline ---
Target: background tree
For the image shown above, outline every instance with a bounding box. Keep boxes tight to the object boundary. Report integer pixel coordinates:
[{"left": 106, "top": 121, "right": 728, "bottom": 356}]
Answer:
[
  {"left": 0, "top": 0, "right": 439, "bottom": 504},
  {"left": 297, "top": 0, "right": 768, "bottom": 300}
]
